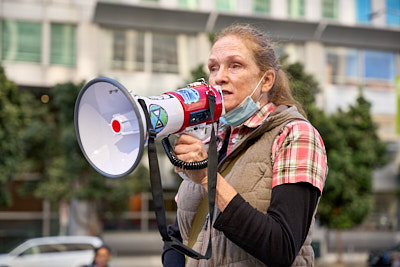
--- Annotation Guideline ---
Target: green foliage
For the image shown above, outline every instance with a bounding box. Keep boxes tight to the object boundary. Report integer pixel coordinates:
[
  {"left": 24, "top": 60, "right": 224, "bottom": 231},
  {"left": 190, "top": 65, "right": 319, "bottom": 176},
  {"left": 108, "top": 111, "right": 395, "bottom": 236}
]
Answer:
[
  {"left": 0, "top": 65, "right": 25, "bottom": 206},
  {"left": 180, "top": 64, "right": 209, "bottom": 87},
  {"left": 284, "top": 59, "right": 387, "bottom": 230},
  {"left": 19, "top": 92, "right": 54, "bottom": 174},
  {"left": 190, "top": 64, "right": 209, "bottom": 82},
  {"left": 315, "top": 95, "right": 387, "bottom": 229},
  {"left": 0, "top": 66, "right": 151, "bottom": 219}
]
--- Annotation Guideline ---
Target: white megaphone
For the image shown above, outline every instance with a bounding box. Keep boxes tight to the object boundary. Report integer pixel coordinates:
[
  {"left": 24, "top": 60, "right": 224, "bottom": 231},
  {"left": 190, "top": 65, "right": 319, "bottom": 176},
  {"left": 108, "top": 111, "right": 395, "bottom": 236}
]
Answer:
[{"left": 74, "top": 77, "right": 224, "bottom": 178}]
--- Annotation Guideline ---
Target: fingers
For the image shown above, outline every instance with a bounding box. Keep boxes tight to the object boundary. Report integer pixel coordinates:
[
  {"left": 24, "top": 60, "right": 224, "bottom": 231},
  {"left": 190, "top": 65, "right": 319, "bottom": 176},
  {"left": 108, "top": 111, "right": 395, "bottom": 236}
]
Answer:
[
  {"left": 174, "top": 133, "right": 201, "bottom": 145},
  {"left": 174, "top": 134, "right": 208, "bottom": 162}
]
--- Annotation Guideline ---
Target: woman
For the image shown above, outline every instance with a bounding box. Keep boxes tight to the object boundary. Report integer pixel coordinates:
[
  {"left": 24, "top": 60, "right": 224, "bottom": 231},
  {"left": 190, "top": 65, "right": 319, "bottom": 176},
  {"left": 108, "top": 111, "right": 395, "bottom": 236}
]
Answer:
[{"left": 162, "top": 24, "right": 327, "bottom": 267}]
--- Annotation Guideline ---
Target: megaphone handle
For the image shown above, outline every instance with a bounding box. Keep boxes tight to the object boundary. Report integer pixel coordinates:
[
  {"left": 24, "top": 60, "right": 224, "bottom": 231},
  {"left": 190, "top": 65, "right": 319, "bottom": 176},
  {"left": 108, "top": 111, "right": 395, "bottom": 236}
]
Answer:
[{"left": 161, "top": 137, "right": 208, "bottom": 170}]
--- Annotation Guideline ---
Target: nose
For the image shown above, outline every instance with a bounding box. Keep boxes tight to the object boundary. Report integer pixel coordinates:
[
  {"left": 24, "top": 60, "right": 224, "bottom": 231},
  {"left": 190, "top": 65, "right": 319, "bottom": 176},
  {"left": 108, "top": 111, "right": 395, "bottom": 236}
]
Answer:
[{"left": 213, "top": 67, "right": 228, "bottom": 85}]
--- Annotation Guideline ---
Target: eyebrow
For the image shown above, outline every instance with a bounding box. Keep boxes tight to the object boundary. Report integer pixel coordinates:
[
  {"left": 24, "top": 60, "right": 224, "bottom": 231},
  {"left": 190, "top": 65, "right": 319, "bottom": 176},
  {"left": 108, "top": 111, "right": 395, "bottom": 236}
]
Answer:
[{"left": 208, "top": 54, "right": 246, "bottom": 65}]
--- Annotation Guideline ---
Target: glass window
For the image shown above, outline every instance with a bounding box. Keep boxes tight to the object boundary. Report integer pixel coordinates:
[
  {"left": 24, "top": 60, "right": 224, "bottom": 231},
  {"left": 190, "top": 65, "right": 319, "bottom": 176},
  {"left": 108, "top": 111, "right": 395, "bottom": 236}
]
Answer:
[
  {"left": 326, "top": 46, "right": 396, "bottom": 86},
  {"left": 178, "top": 0, "right": 198, "bottom": 9},
  {"left": 326, "top": 47, "right": 359, "bottom": 84},
  {"left": 112, "top": 30, "right": 126, "bottom": 69},
  {"left": 133, "top": 32, "right": 145, "bottom": 71},
  {"left": 253, "top": 0, "right": 270, "bottom": 14},
  {"left": 345, "top": 49, "right": 358, "bottom": 78},
  {"left": 288, "top": 0, "right": 304, "bottom": 18},
  {"left": 110, "top": 30, "right": 144, "bottom": 71},
  {"left": 152, "top": 32, "right": 178, "bottom": 73},
  {"left": 356, "top": 0, "right": 371, "bottom": 23},
  {"left": 216, "top": 0, "right": 236, "bottom": 12},
  {"left": 322, "top": 0, "right": 338, "bottom": 19},
  {"left": 1, "top": 20, "right": 41, "bottom": 62},
  {"left": 21, "top": 247, "right": 36, "bottom": 256},
  {"left": 364, "top": 50, "right": 395, "bottom": 81},
  {"left": 50, "top": 23, "right": 76, "bottom": 66},
  {"left": 386, "top": 0, "right": 400, "bottom": 26}
]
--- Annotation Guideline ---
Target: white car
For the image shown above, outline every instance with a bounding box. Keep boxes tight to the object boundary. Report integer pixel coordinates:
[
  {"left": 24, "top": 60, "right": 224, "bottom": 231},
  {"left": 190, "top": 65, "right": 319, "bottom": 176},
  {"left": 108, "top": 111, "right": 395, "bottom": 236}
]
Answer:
[{"left": 0, "top": 235, "right": 104, "bottom": 267}]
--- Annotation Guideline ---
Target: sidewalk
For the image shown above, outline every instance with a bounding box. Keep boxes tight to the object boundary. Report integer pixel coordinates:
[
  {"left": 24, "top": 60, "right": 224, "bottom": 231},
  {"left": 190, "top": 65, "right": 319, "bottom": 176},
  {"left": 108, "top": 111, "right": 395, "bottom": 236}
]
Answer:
[
  {"left": 103, "top": 231, "right": 370, "bottom": 267},
  {"left": 111, "top": 255, "right": 162, "bottom": 267},
  {"left": 316, "top": 252, "right": 368, "bottom": 267},
  {"left": 108, "top": 253, "right": 368, "bottom": 267}
]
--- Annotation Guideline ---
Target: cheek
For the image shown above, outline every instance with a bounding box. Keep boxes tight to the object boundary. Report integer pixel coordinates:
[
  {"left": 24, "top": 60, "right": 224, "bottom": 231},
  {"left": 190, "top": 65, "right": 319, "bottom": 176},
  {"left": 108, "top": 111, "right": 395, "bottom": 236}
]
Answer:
[{"left": 208, "top": 73, "right": 217, "bottom": 84}]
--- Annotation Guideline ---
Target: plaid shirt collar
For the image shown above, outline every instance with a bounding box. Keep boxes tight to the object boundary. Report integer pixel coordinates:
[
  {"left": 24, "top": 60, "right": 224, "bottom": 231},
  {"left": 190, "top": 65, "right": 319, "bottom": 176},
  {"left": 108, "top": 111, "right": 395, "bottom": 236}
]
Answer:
[{"left": 217, "top": 103, "right": 277, "bottom": 154}]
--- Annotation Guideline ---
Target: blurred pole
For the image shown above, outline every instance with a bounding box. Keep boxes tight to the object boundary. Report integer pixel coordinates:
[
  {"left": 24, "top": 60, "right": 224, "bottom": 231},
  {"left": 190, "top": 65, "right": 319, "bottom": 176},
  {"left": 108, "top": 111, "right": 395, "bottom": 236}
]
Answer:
[
  {"left": 59, "top": 201, "right": 69, "bottom": 236},
  {"left": 68, "top": 198, "right": 89, "bottom": 236},
  {"left": 42, "top": 200, "right": 50, "bottom": 236},
  {"left": 396, "top": 75, "right": 400, "bottom": 135},
  {"left": 396, "top": 75, "right": 400, "bottom": 231}
]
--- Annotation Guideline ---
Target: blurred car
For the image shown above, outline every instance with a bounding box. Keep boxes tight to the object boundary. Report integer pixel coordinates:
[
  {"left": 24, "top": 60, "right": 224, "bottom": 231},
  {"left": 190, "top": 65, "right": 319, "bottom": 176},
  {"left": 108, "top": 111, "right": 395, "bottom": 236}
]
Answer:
[
  {"left": 368, "top": 243, "right": 400, "bottom": 266},
  {"left": 0, "top": 235, "right": 103, "bottom": 267}
]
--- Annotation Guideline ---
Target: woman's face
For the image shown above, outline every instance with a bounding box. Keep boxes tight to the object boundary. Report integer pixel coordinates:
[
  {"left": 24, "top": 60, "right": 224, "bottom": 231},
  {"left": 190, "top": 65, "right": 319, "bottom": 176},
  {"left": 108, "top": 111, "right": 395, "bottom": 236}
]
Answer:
[{"left": 208, "top": 35, "right": 264, "bottom": 113}]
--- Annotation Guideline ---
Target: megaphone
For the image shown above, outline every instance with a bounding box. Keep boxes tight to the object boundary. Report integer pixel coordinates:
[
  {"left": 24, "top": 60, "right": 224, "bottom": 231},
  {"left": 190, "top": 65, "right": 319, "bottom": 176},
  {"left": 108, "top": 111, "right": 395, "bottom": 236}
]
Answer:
[{"left": 74, "top": 77, "right": 224, "bottom": 178}]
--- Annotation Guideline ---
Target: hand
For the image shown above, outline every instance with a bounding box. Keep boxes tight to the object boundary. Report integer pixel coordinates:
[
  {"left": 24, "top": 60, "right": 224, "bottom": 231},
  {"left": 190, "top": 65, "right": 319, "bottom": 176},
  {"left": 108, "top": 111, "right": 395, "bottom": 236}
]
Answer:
[{"left": 174, "top": 134, "right": 208, "bottom": 186}]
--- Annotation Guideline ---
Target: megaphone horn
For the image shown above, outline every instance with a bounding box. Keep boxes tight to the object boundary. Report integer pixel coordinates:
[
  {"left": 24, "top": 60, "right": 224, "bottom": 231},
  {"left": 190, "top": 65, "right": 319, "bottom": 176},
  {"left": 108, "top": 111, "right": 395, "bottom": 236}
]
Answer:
[{"left": 74, "top": 77, "right": 224, "bottom": 178}]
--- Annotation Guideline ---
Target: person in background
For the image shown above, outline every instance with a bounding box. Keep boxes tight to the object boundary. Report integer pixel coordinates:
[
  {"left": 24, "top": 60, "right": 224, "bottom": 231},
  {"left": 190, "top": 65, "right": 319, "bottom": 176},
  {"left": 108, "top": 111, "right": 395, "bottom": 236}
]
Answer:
[
  {"left": 87, "top": 245, "right": 111, "bottom": 267},
  {"left": 162, "top": 23, "right": 328, "bottom": 267}
]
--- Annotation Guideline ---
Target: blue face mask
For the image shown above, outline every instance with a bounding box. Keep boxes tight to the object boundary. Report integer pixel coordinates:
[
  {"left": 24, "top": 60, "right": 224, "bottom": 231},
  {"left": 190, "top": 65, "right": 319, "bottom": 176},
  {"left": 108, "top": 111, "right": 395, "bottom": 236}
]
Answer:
[{"left": 220, "top": 72, "right": 267, "bottom": 127}]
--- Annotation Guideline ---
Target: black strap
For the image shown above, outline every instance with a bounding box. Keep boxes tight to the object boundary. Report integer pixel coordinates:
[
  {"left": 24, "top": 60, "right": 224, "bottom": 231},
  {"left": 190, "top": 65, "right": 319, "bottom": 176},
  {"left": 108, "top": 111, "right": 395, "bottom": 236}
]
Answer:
[{"left": 138, "top": 93, "right": 218, "bottom": 260}]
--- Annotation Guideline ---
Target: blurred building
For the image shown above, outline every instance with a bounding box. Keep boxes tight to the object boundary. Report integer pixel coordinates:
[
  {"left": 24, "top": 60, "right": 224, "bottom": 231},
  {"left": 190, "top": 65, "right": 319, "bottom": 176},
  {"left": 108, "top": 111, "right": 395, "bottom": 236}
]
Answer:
[{"left": 1, "top": 0, "right": 400, "bottom": 253}]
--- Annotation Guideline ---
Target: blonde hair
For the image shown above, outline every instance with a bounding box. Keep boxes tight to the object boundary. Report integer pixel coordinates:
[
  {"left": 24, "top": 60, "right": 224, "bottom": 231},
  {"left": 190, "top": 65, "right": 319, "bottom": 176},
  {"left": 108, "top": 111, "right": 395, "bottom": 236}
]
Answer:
[{"left": 213, "top": 24, "right": 305, "bottom": 116}]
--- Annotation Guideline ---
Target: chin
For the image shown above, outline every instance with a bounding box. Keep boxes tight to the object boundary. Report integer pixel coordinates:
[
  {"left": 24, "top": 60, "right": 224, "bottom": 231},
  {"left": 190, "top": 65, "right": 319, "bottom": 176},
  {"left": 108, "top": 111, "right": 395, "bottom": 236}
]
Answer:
[{"left": 222, "top": 100, "right": 235, "bottom": 112}]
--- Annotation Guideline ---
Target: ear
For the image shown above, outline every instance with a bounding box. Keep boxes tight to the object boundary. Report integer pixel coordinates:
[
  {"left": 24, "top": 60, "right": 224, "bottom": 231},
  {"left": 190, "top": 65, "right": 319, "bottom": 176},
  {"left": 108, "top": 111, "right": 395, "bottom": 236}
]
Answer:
[{"left": 261, "top": 69, "right": 276, "bottom": 93}]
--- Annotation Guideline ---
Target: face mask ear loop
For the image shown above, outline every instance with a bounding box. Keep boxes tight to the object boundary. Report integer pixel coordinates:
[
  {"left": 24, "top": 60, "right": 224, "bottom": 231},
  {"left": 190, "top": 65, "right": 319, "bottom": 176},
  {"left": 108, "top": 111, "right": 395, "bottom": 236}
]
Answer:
[{"left": 250, "top": 71, "right": 268, "bottom": 102}]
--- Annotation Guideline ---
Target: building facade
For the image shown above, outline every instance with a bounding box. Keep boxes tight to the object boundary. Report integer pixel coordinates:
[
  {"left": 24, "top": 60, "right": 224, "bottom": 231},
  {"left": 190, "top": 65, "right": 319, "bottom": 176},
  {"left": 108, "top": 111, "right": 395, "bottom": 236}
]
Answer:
[{"left": 1, "top": 0, "right": 400, "bottom": 249}]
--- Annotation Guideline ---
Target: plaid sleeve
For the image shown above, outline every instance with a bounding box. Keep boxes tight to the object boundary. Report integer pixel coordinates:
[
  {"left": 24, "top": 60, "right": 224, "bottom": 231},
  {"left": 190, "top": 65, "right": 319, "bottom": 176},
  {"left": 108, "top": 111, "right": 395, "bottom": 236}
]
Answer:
[{"left": 271, "top": 120, "right": 327, "bottom": 193}]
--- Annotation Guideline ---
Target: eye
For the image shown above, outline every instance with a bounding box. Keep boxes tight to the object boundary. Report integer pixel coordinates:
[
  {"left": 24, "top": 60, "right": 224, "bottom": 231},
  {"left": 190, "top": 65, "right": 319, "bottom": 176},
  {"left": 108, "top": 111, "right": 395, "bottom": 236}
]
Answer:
[
  {"left": 208, "top": 65, "right": 218, "bottom": 73},
  {"left": 229, "top": 63, "right": 242, "bottom": 72}
]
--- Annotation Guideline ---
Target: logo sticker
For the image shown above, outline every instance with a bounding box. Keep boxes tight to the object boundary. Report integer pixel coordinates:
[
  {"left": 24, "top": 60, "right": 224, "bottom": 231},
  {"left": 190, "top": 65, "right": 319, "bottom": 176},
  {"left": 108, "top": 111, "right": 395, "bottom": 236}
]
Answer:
[
  {"left": 148, "top": 94, "right": 174, "bottom": 100},
  {"left": 175, "top": 88, "right": 200, "bottom": 104},
  {"left": 149, "top": 104, "right": 168, "bottom": 133}
]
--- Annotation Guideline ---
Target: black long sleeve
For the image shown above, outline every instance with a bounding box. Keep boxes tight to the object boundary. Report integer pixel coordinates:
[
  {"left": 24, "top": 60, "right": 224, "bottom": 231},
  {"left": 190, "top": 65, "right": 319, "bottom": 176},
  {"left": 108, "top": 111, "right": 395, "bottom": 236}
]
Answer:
[
  {"left": 162, "top": 218, "right": 185, "bottom": 266},
  {"left": 213, "top": 182, "right": 320, "bottom": 267}
]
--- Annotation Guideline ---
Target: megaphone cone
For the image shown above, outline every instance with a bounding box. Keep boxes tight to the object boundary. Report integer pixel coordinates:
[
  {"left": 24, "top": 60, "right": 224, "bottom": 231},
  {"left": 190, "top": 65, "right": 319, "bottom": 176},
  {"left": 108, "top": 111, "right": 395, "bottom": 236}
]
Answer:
[
  {"left": 75, "top": 77, "right": 224, "bottom": 178},
  {"left": 74, "top": 77, "right": 146, "bottom": 178}
]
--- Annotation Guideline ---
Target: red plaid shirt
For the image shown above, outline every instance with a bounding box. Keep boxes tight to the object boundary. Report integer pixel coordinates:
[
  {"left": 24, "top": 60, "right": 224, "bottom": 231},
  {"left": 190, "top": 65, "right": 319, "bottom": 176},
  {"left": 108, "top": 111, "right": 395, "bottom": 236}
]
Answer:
[{"left": 217, "top": 103, "right": 327, "bottom": 193}]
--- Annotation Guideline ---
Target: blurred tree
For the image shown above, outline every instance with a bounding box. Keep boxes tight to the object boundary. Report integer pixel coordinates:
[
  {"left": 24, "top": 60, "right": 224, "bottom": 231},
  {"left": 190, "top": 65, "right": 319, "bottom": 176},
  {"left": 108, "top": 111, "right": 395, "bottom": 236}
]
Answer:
[
  {"left": 283, "top": 58, "right": 387, "bottom": 262},
  {"left": 0, "top": 69, "right": 150, "bottom": 234},
  {"left": 190, "top": 64, "right": 208, "bottom": 82},
  {"left": 0, "top": 65, "right": 25, "bottom": 207},
  {"left": 317, "top": 93, "right": 387, "bottom": 229}
]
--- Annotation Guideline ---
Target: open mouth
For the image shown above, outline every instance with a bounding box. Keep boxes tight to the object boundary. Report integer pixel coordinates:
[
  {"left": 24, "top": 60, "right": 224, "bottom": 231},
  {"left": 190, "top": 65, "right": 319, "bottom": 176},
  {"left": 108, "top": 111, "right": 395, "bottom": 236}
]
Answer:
[{"left": 222, "top": 90, "right": 232, "bottom": 96}]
